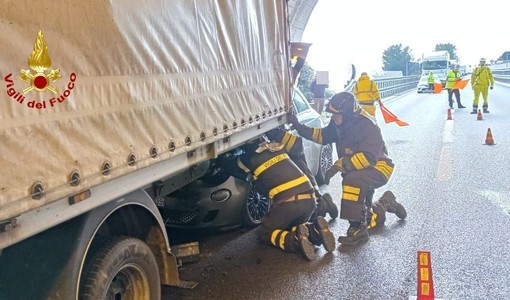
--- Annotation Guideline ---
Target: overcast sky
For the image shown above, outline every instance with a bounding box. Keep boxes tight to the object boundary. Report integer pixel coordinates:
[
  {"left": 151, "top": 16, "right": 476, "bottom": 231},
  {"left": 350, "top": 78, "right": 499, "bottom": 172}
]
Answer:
[{"left": 302, "top": 0, "right": 508, "bottom": 90}]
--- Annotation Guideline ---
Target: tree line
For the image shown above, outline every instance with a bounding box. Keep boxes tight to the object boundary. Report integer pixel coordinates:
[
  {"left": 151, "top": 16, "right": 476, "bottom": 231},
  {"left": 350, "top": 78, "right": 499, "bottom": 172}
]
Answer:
[
  {"left": 383, "top": 43, "right": 458, "bottom": 76},
  {"left": 297, "top": 43, "right": 459, "bottom": 99}
]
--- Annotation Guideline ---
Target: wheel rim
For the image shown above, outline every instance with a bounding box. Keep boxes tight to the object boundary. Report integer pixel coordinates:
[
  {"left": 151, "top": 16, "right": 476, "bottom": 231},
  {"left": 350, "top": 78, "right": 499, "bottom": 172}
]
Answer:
[
  {"left": 246, "top": 189, "right": 270, "bottom": 224},
  {"left": 320, "top": 144, "right": 333, "bottom": 173},
  {"left": 106, "top": 263, "right": 150, "bottom": 300}
]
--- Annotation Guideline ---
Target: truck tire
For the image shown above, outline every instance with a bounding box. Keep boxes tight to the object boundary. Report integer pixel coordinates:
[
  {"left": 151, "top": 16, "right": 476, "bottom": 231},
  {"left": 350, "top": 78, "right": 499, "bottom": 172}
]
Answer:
[
  {"left": 80, "top": 236, "right": 160, "bottom": 300},
  {"left": 315, "top": 143, "right": 333, "bottom": 186}
]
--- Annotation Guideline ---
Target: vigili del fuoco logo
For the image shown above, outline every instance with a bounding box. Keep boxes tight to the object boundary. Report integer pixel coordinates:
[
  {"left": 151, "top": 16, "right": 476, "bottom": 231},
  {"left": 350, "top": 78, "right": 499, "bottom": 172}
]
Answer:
[{"left": 4, "top": 30, "right": 77, "bottom": 109}]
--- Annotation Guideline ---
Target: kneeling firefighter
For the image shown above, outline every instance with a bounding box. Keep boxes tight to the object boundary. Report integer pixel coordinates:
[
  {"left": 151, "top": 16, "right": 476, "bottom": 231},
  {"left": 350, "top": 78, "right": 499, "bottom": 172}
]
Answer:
[
  {"left": 236, "top": 137, "right": 336, "bottom": 260},
  {"left": 291, "top": 91, "right": 407, "bottom": 246},
  {"left": 265, "top": 127, "right": 338, "bottom": 220}
]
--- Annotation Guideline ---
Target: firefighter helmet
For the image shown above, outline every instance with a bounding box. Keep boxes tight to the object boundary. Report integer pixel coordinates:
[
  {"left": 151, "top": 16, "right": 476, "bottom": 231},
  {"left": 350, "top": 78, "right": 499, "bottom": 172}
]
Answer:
[{"left": 325, "top": 91, "right": 361, "bottom": 116}]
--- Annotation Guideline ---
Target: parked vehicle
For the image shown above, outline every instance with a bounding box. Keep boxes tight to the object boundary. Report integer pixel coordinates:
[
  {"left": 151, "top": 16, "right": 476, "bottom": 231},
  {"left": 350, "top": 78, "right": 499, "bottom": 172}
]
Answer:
[
  {"left": 416, "top": 74, "right": 441, "bottom": 93},
  {"left": 0, "top": 1, "right": 291, "bottom": 298},
  {"left": 161, "top": 87, "right": 334, "bottom": 230},
  {"left": 421, "top": 51, "right": 451, "bottom": 87},
  {"left": 291, "top": 87, "right": 333, "bottom": 185}
]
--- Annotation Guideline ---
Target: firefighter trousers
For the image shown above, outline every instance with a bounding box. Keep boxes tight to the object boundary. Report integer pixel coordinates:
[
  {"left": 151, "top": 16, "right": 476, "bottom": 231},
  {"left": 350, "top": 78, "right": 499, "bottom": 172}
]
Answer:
[
  {"left": 366, "top": 202, "right": 386, "bottom": 229},
  {"left": 339, "top": 168, "right": 389, "bottom": 224},
  {"left": 258, "top": 198, "right": 316, "bottom": 253}
]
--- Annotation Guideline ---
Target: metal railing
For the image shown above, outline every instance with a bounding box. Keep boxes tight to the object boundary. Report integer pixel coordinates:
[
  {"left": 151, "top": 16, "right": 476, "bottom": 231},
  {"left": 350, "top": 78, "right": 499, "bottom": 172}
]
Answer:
[
  {"left": 491, "top": 64, "right": 510, "bottom": 84},
  {"left": 373, "top": 75, "right": 421, "bottom": 98},
  {"left": 348, "top": 75, "right": 421, "bottom": 99}
]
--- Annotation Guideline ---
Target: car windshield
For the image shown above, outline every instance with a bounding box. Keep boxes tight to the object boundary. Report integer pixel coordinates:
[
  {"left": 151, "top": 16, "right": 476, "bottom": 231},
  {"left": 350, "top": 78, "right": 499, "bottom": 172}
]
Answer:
[{"left": 292, "top": 88, "right": 311, "bottom": 114}]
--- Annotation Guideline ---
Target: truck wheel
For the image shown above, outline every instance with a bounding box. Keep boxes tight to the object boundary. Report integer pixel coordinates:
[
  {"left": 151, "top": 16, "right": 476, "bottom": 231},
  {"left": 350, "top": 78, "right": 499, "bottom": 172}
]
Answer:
[
  {"left": 80, "top": 236, "right": 160, "bottom": 300},
  {"left": 242, "top": 185, "right": 270, "bottom": 227},
  {"left": 315, "top": 143, "right": 333, "bottom": 186}
]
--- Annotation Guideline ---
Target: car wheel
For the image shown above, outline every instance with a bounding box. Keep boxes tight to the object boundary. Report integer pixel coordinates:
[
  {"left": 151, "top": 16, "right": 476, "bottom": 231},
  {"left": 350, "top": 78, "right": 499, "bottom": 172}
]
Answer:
[
  {"left": 242, "top": 185, "right": 270, "bottom": 227},
  {"left": 315, "top": 143, "right": 333, "bottom": 186}
]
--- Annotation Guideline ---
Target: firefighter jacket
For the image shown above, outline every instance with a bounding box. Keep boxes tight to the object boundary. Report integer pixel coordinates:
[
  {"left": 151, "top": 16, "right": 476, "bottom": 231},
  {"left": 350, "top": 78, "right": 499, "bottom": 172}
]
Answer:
[
  {"left": 471, "top": 66, "right": 494, "bottom": 87},
  {"left": 266, "top": 127, "right": 320, "bottom": 190},
  {"left": 293, "top": 112, "right": 394, "bottom": 180},
  {"left": 238, "top": 143, "right": 314, "bottom": 204},
  {"left": 266, "top": 128, "right": 304, "bottom": 158},
  {"left": 352, "top": 74, "right": 381, "bottom": 106},
  {"left": 445, "top": 69, "right": 461, "bottom": 89}
]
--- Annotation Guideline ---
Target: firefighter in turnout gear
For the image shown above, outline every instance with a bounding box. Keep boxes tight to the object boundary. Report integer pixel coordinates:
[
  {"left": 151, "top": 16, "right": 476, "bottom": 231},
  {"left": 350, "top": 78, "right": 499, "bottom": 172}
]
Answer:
[
  {"left": 290, "top": 91, "right": 406, "bottom": 246},
  {"left": 237, "top": 138, "right": 336, "bottom": 260},
  {"left": 352, "top": 72, "right": 381, "bottom": 118},
  {"left": 471, "top": 58, "right": 495, "bottom": 113},
  {"left": 266, "top": 127, "right": 338, "bottom": 220}
]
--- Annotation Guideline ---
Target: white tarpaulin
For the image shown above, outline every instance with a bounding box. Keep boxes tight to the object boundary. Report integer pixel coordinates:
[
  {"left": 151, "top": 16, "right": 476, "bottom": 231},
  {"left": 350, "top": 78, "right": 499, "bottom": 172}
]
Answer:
[{"left": 0, "top": 0, "right": 290, "bottom": 221}]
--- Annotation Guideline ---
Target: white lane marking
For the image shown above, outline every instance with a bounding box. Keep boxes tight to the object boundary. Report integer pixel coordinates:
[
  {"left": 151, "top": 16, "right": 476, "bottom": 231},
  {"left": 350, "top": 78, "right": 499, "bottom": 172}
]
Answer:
[
  {"left": 480, "top": 190, "right": 510, "bottom": 214},
  {"left": 443, "top": 120, "right": 454, "bottom": 144},
  {"left": 435, "top": 120, "right": 455, "bottom": 181},
  {"left": 435, "top": 146, "right": 453, "bottom": 181}
]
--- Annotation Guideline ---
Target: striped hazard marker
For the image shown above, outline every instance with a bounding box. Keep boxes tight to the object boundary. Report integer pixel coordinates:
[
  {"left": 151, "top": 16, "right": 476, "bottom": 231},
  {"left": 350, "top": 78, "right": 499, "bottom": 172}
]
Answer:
[
  {"left": 409, "top": 251, "right": 443, "bottom": 300},
  {"left": 417, "top": 251, "right": 434, "bottom": 299}
]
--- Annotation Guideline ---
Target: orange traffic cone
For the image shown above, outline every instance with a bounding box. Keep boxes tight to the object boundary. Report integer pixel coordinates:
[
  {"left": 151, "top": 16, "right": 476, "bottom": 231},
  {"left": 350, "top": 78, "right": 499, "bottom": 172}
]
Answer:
[
  {"left": 485, "top": 128, "right": 495, "bottom": 145},
  {"left": 477, "top": 109, "right": 483, "bottom": 121},
  {"left": 447, "top": 108, "right": 452, "bottom": 120}
]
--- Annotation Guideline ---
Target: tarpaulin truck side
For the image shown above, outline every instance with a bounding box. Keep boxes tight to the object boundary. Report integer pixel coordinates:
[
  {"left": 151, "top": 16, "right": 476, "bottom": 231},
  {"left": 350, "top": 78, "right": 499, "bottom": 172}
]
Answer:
[{"left": 0, "top": 0, "right": 290, "bottom": 298}]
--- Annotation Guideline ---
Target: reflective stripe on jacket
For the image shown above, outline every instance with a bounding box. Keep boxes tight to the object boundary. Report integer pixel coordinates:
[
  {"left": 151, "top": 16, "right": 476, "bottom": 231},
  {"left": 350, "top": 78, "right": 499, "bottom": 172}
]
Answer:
[
  {"left": 353, "top": 74, "right": 381, "bottom": 105},
  {"left": 445, "top": 70, "right": 460, "bottom": 89},
  {"left": 471, "top": 66, "right": 495, "bottom": 86},
  {"left": 239, "top": 147, "right": 313, "bottom": 203},
  {"left": 427, "top": 74, "right": 435, "bottom": 84},
  {"left": 294, "top": 113, "right": 394, "bottom": 178}
]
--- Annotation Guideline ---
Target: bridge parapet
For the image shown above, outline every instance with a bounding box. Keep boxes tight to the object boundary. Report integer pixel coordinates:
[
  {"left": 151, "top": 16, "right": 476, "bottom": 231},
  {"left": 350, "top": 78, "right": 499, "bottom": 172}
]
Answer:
[{"left": 348, "top": 75, "right": 420, "bottom": 99}]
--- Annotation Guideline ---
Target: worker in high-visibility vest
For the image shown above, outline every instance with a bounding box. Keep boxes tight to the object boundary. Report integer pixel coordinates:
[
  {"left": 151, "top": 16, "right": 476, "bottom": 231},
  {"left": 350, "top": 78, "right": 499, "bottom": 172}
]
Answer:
[
  {"left": 445, "top": 64, "right": 465, "bottom": 109},
  {"left": 471, "top": 58, "right": 495, "bottom": 113},
  {"left": 427, "top": 72, "right": 435, "bottom": 94},
  {"left": 352, "top": 72, "right": 381, "bottom": 118}
]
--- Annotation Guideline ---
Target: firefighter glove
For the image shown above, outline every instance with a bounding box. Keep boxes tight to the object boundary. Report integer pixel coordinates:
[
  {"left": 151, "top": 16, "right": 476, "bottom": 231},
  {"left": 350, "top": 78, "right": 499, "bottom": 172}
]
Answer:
[
  {"left": 288, "top": 113, "right": 299, "bottom": 127},
  {"left": 324, "top": 158, "right": 346, "bottom": 185},
  {"left": 289, "top": 114, "right": 306, "bottom": 134}
]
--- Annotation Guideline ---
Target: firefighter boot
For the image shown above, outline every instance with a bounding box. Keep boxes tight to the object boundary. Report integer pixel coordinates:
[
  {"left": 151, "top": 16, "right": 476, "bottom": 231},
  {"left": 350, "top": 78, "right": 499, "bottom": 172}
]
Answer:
[
  {"left": 307, "top": 216, "right": 336, "bottom": 253},
  {"left": 296, "top": 224, "right": 315, "bottom": 261},
  {"left": 338, "top": 224, "right": 369, "bottom": 246},
  {"left": 377, "top": 190, "right": 407, "bottom": 219},
  {"left": 316, "top": 193, "right": 339, "bottom": 219}
]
